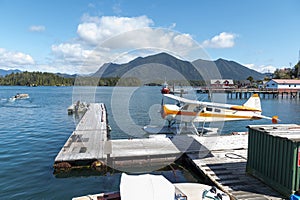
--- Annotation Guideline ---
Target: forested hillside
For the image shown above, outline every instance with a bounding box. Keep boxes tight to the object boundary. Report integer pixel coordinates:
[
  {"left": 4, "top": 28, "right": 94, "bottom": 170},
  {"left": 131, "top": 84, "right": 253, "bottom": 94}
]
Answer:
[
  {"left": 0, "top": 71, "right": 122, "bottom": 86},
  {"left": 0, "top": 71, "right": 74, "bottom": 86}
]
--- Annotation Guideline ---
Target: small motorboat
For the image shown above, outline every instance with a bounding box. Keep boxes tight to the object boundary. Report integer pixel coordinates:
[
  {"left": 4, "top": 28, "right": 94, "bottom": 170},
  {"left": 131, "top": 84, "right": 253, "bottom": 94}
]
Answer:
[
  {"left": 9, "top": 93, "right": 30, "bottom": 101},
  {"left": 72, "top": 173, "right": 230, "bottom": 200}
]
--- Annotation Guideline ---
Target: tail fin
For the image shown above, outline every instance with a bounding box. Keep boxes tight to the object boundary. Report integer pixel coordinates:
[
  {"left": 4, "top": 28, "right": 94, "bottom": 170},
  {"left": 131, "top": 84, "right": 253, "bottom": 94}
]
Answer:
[
  {"left": 244, "top": 93, "right": 261, "bottom": 112},
  {"left": 272, "top": 116, "right": 279, "bottom": 124}
]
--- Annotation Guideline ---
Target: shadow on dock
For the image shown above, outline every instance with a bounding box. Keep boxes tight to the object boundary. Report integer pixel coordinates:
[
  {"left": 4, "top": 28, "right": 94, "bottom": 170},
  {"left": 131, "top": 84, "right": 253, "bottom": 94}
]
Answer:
[{"left": 206, "top": 162, "right": 283, "bottom": 199}]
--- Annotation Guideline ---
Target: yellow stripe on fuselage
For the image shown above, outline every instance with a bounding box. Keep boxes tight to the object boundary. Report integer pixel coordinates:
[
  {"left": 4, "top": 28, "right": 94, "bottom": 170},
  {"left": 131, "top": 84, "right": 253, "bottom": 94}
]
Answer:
[
  {"left": 230, "top": 105, "right": 261, "bottom": 112},
  {"left": 162, "top": 105, "right": 261, "bottom": 120}
]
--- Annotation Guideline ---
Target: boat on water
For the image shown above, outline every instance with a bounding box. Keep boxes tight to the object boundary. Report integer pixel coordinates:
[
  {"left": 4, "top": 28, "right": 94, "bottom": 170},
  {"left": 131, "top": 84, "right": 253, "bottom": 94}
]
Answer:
[
  {"left": 67, "top": 101, "right": 89, "bottom": 115},
  {"left": 161, "top": 81, "right": 188, "bottom": 96},
  {"left": 72, "top": 173, "right": 230, "bottom": 200},
  {"left": 9, "top": 93, "right": 30, "bottom": 101}
]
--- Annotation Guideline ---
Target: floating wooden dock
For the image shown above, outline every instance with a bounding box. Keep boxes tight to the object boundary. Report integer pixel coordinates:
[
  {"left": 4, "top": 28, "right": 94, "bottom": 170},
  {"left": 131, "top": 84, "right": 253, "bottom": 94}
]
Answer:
[
  {"left": 54, "top": 103, "right": 109, "bottom": 167},
  {"left": 54, "top": 103, "right": 285, "bottom": 199},
  {"left": 187, "top": 135, "right": 284, "bottom": 199},
  {"left": 54, "top": 103, "right": 211, "bottom": 171}
]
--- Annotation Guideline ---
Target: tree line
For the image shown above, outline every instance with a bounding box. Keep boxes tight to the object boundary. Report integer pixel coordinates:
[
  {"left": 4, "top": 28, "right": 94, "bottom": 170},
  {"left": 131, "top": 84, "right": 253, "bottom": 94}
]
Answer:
[
  {"left": 273, "top": 61, "right": 300, "bottom": 79},
  {"left": 0, "top": 71, "right": 209, "bottom": 87},
  {"left": 0, "top": 71, "right": 124, "bottom": 86},
  {"left": 0, "top": 71, "right": 75, "bottom": 86}
]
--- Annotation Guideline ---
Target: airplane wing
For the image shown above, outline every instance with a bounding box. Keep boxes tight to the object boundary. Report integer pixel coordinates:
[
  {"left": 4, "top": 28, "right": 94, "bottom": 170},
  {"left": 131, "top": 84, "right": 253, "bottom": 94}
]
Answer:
[
  {"left": 163, "top": 94, "right": 261, "bottom": 112},
  {"left": 163, "top": 94, "right": 203, "bottom": 105},
  {"left": 163, "top": 94, "right": 234, "bottom": 110}
]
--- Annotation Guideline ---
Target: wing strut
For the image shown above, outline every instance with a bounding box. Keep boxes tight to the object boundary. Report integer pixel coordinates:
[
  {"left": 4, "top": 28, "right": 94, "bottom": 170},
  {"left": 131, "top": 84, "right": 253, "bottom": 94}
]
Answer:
[{"left": 192, "top": 105, "right": 205, "bottom": 135}]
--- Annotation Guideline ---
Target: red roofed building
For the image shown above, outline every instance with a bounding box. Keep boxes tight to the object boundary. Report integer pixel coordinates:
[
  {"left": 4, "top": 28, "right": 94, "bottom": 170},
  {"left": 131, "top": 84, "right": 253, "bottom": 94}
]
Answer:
[
  {"left": 210, "top": 79, "right": 234, "bottom": 88},
  {"left": 266, "top": 79, "right": 300, "bottom": 91}
]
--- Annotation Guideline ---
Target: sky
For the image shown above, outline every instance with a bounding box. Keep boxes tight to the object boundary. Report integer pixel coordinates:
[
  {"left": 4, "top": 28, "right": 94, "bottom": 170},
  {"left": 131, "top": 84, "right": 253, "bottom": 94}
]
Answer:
[{"left": 0, "top": 0, "right": 299, "bottom": 74}]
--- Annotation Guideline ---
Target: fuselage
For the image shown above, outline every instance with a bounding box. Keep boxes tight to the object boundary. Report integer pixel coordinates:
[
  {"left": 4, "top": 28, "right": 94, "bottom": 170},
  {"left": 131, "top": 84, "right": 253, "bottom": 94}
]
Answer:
[{"left": 161, "top": 104, "right": 262, "bottom": 123}]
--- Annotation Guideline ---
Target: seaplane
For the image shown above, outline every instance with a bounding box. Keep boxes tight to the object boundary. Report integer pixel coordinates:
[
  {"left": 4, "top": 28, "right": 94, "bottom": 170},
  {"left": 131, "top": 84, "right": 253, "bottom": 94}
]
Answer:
[{"left": 144, "top": 87, "right": 278, "bottom": 135}]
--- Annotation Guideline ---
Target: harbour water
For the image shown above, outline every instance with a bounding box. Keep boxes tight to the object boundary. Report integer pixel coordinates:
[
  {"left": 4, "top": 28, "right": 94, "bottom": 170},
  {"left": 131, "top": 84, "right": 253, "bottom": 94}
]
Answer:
[{"left": 0, "top": 86, "right": 299, "bottom": 199}]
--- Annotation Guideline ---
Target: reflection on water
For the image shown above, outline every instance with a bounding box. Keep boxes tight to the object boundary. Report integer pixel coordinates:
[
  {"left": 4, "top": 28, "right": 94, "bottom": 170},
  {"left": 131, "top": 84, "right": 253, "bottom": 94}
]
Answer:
[{"left": 0, "top": 86, "right": 299, "bottom": 199}]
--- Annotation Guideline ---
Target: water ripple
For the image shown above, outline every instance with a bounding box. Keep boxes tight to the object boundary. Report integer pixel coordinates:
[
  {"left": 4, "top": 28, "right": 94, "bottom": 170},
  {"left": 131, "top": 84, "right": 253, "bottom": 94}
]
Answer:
[{"left": 0, "top": 86, "right": 299, "bottom": 199}]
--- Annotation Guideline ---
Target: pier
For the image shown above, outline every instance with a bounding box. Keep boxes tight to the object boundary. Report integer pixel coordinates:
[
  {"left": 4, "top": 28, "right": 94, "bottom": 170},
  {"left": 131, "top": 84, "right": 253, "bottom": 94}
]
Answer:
[
  {"left": 54, "top": 103, "right": 109, "bottom": 168},
  {"left": 54, "top": 103, "right": 185, "bottom": 170},
  {"left": 224, "top": 89, "right": 300, "bottom": 99},
  {"left": 196, "top": 88, "right": 300, "bottom": 99},
  {"left": 54, "top": 103, "right": 287, "bottom": 199},
  {"left": 186, "top": 135, "right": 283, "bottom": 199}
]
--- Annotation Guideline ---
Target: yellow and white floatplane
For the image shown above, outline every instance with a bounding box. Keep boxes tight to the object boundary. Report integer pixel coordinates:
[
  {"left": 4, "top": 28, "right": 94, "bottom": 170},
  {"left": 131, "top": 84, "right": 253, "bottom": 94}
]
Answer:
[{"left": 144, "top": 91, "right": 278, "bottom": 135}]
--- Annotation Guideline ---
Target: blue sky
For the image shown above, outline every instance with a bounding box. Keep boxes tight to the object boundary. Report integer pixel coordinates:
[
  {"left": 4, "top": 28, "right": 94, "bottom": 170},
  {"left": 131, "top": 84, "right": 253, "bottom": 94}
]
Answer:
[{"left": 0, "top": 0, "right": 299, "bottom": 74}]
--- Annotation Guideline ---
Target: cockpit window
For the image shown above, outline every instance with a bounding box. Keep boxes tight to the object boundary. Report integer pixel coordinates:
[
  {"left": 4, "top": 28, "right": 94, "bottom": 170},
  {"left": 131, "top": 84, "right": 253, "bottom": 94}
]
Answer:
[
  {"left": 214, "top": 108, "right": 221, "bottom": 113},
  {"left": 206, "top": 107, "right": 213, "bottom": 112}
]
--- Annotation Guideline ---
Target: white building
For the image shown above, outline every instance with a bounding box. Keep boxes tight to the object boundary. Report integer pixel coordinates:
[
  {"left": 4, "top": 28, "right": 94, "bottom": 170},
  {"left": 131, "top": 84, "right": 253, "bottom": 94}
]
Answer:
[
  {"left": 265, "top": 79, "right": 300, "bottom": 90},
  {"left": 210, "top": 79, "right": 234, "bottom": 88}
]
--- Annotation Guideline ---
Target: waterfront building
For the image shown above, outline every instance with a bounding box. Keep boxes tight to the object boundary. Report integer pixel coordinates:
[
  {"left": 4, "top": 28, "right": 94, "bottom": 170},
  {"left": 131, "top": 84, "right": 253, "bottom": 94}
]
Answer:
[
  {"left": 210, "top": 79, "right": 234, "bottom": 88},
  {"left": 265, "top": 79, "right": 300, "bottom": 91}
]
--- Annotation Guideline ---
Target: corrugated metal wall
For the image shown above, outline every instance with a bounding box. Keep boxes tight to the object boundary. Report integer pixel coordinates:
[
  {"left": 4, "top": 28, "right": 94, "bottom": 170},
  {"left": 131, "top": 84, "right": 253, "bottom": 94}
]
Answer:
[{"left": 246, "top": 127, "right": 300, "bottom": 197}]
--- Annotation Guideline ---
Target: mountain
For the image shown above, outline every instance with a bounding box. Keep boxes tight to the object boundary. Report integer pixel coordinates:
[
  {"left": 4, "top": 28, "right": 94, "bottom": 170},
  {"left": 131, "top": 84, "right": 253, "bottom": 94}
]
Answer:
[
  {"left": 192, "top": 58, "right": 265, "bottom": 80},
  {"left": 93, "top": 53, "right": 265, "bottom": 81},
  {"left": 0, "top": 69, "right": 22, "bottom": 77},
  {"left": 93, "top": 53, "right": 201, "bottom": 81},
  {"left": 0, "top": 54, "right": 265, "bottom": 81},
  {"left": 215, "top": 58, "right": 264, "bottom": 80}
]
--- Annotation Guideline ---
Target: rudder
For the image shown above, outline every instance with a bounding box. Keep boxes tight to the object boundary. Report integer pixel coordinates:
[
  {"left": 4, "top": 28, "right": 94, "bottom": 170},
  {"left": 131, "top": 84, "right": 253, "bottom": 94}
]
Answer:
[{"left": 244, "top": 93, "right": 261, "bottom": 112}]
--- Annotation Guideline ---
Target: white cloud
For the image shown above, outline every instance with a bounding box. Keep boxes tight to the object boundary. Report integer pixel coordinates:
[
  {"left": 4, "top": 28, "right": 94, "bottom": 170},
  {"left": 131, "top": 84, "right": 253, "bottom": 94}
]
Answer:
[
  {"left": 48, "top": 15, "right": 202, "bottom": 73},
  {"left": 51, "top": 42, "right": 118, "bottom": 73},
  {"left": 29, "top": 25, "right": 46, "bottom": 32},
  {"left": 244, "top": 63, "right": 277, "bottom": 73},
  {"left": 51, "top": 43, "right": 91, "bottom": 59},
  {"left": 202, "top": 32, "right": 237, "bottom": 48},
  {"left": 50, "top": 28, "right": 199, "bottom": 73},
  {"left": 173, "top": 34, "right": 194, "bottom": 47},
  {"left": 77, "top": 15, "right": 154, "bottom": 45},
  {"left": 0, "top": 48, "right": 35, "bottom": 69},
  {"left": 100, "top": 28, "right": 195, "bottom": 50}
]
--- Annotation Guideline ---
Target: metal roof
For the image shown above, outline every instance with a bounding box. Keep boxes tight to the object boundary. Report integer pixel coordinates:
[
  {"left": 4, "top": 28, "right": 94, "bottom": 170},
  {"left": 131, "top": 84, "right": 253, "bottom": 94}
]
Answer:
[
  {"left": 247, "top": 124, "right": 300, "bottom": 142},
  {"left": 271, "top": 79, "right": 300, "bottom": 84}
]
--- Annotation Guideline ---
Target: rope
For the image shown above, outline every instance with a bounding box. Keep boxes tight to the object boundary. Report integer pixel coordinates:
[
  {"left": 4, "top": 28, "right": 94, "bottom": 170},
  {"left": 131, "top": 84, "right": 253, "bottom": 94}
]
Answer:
[{"left": 225, "top": 153, "right": 247, "bottom": 160}]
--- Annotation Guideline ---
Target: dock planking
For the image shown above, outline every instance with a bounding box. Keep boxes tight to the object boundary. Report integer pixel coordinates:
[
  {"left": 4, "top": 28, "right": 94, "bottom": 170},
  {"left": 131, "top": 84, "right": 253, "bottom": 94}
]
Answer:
[
  {"left": 54, "top": 103, "right": 284, "bottom": 199},
  {"left": 187, "top": 134, "right": 284, "bottom": 200},
  {"left": 54, "top": 103, "right": 209, "bottom": 169},
  {"left": 54, "top": 103, "right": 108, "bottom": 165}
]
